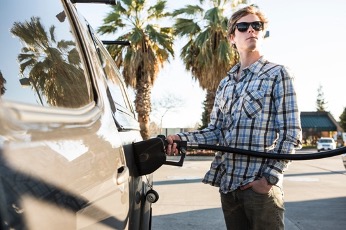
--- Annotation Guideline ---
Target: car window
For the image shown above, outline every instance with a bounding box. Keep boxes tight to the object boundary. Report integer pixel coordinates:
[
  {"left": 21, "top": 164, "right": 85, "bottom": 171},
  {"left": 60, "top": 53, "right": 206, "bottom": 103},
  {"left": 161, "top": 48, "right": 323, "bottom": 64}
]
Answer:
[
  {"left": 320, "top": 139, "right": 333, "bottom": 143},
  {"left": 96, "top": 40, "right": 140, "bottom": 130},
  {"left": 0, "top": 0, "right": 93, "bottom": 108},
  {"left": 78, "top": 25, "right": 139, "bottom": 130},
  {"left": 95, "top": 37, "right": 131, "bottom": 111}
]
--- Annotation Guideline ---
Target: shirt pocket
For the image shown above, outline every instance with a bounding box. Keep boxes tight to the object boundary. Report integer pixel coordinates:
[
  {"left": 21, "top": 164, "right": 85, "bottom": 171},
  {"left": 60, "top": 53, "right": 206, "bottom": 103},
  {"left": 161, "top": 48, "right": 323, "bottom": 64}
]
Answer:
[
  {"left": 242, "top": 90, "right": 265, "bottom": 119},
  {"left": 219, "top": 98, "right": 232, "bottom": 128},
  {"left": 219, "top": 98, "right": 229, "bottom": 114}
]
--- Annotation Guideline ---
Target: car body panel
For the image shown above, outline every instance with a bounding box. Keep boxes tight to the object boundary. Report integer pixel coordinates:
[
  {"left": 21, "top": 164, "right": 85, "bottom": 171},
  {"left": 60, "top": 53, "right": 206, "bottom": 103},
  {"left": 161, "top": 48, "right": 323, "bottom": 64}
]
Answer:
[{"left": 0, "top": 0, "right": 152, "bottom": 229}]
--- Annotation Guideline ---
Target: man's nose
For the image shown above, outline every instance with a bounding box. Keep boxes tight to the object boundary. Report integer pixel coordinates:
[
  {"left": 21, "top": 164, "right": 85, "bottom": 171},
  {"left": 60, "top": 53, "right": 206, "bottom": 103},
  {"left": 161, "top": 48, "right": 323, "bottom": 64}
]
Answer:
[{"left": 247, "top": 25, "right": 255, "bottom": 33}]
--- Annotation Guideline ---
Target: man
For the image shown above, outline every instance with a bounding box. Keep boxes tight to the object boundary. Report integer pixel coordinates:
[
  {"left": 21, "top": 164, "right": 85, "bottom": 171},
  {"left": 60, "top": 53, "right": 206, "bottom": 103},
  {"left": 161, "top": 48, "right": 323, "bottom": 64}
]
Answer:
[{"left": 166, "top": 5, "right": 302, "bottom": 230}]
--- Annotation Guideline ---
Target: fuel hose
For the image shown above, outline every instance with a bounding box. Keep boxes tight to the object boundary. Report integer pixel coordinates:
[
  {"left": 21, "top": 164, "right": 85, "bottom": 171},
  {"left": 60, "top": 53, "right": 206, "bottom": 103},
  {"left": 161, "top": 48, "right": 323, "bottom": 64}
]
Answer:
[
  {"left": 130, "top": 136, "right": 346, "bottom": 174},
  {"left": 184, "top": 142, "right": 346, "bottom": 160}
]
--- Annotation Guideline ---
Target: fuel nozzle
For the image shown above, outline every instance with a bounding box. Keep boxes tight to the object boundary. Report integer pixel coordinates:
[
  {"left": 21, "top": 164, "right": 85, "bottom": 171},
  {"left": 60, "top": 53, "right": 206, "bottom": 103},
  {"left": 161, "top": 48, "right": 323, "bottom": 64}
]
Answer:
[
  {"left": 132, "top": 135, "right": 188, "bottom": 176},
  {"left": 156, "top": 135, "right": 187, "bottom": 166}
]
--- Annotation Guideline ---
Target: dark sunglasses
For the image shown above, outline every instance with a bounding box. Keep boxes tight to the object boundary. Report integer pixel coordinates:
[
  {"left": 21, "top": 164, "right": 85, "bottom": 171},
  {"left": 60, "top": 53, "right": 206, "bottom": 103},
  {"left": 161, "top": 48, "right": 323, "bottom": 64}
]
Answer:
[{"left": 235, "top": 21, "right": 264, "bottom": 32}]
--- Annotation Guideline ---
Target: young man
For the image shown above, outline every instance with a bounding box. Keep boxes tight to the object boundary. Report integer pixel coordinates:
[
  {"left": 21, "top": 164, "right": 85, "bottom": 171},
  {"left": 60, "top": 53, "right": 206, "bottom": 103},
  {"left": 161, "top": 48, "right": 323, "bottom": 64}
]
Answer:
[{"left": 166, "top": 5, "right": 302, "bottom": 230}]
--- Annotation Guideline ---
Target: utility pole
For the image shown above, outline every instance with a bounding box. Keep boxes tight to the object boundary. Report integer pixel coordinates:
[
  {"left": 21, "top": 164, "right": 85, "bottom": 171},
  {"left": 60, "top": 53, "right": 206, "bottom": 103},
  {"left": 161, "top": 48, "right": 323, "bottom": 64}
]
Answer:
[{"left": 160, "top": 108, "right": 170, "bottom": 134}]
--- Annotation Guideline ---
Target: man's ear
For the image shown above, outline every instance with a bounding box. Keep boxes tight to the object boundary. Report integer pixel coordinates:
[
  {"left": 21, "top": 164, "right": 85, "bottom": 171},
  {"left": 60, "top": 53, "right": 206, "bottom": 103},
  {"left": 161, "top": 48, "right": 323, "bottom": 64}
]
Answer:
[
  {"left": 229, "top": 34, "right": 235, "bottom": 44},
  {"left": 229, "top": 35, "right": 237, "bottom": 49}
]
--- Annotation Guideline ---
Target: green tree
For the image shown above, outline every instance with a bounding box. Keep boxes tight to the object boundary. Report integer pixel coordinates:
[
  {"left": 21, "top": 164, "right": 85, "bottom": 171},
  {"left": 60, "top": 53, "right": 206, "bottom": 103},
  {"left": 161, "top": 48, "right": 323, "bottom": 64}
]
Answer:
[
  {"left": 199, "top": 98, "right": 209, "bottom": 129},
  {"left": 339, "top": 107, "right": 346, "bottom": 131},
  {"left": 11, "top": 17, "right": 89, "bottom": 108},
  {"left": 172, "top": 0, "right": 245, "bottom": 127},
  {"left": 97, "top": 0, "right": 174, "bottom": 140},
  {"left": 316, "top": 84, "right": 327, "bottom": 111}
]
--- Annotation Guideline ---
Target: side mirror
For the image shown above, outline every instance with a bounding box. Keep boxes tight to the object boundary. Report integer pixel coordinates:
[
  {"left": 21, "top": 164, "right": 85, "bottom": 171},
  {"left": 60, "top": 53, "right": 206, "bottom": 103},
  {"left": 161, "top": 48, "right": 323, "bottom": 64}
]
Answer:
[
  {"left": 102, "top": 40, "right": 131, "bottom": 46},
  {"left": 71, "top": 0, "right": 117, "bottom": 4}
]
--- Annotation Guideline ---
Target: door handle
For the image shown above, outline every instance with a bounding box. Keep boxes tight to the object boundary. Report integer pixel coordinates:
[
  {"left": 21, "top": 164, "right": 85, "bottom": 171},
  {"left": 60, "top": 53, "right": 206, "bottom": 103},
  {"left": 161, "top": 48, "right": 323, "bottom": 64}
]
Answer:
[{"left": 115, "top": 166, "right": 129, "bottom": 185}]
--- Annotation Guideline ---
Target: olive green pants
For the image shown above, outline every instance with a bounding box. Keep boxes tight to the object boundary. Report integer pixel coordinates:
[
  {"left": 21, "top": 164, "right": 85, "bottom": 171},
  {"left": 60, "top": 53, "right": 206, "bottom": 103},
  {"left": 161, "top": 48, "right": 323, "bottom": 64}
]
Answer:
[{"left": 220, "top": 186, "right": 285, "bottom": 230}]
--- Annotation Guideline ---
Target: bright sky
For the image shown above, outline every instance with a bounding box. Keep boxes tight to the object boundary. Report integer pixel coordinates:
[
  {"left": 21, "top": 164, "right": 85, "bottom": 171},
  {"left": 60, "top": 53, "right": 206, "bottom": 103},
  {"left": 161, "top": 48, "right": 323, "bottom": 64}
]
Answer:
[{"left": 77, "top": 0, "right": 346, "bottom": 128}]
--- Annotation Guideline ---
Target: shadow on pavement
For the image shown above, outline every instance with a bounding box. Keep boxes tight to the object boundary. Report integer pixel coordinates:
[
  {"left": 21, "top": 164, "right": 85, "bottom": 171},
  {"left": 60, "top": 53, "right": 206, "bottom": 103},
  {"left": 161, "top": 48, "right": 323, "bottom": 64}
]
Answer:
[
  {"left": 286, "top": 171, "right": 346, "bottom": 177},
  {"left": 152, "top": 197, "right": 346, "bottom": 230},
  {"left": 285, "top": 196, "right": 346, "bottom": 230},
  {"left": 152, "top": 208, "right": 225, "bottom": 230},
  {"left": 154, "top": 178, "right": 202, "bottom": 186}
]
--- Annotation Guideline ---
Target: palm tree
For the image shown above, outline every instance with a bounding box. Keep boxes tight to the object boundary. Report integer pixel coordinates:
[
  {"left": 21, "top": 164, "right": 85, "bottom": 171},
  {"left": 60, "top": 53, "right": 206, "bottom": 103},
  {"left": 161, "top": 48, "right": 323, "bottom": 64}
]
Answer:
[
  {"left": 11, "top": 17, "right": 89, "bottom": 108},
  {"left": 97, "top": 0, "right": 174, "bottom": 140},
  {"left": 172, "top": 0, "right": 246, "bottom": 127},
  {"left": 0, "top": 71, "right": 7, "bottom": 96}
]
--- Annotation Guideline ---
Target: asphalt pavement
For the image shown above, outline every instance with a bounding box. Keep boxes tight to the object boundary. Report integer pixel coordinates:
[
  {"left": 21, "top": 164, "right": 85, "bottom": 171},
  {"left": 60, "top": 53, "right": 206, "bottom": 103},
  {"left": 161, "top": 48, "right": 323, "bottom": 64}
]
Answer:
[{"left": 151, "top": 152, "right": 346, "bottom": 230}]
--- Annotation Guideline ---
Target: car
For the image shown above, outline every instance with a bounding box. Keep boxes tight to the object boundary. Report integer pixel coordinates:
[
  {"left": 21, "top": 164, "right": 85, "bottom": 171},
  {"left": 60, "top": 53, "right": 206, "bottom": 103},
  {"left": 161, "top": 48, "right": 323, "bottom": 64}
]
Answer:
[
  {"left": 0, "top": 0, "right": 156, "bottom": 229},
  {"left": 316, "top": 137, "right": 336, "bottom": 152}
]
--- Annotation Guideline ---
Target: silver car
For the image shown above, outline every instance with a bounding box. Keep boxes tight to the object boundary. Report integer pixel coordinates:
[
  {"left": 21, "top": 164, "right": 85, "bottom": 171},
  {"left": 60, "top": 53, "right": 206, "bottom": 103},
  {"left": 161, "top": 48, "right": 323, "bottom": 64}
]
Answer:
[{"left": 0, "top": 0, "right": 154, "bottom": 229}]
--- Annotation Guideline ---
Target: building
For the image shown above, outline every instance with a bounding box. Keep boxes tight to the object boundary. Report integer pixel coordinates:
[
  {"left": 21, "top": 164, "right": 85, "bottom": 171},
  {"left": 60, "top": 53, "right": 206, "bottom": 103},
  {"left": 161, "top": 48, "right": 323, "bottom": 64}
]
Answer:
[{"left": 300, "top": 111, "right": 343, "bottom": 145}]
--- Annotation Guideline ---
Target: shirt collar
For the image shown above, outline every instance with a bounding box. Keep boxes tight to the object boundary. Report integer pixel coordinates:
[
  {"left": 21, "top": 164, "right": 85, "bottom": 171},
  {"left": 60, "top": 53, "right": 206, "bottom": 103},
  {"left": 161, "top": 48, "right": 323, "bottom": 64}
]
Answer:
[{"left": 228, "top": 56, "right": 267, "bottom": 79}]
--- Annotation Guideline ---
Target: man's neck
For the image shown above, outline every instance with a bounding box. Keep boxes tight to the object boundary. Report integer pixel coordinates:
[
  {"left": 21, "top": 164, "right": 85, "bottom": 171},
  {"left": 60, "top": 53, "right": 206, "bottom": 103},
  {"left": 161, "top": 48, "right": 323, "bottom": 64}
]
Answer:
[{"left": 238, "top": 51, "right": 262, "bottom": 70}]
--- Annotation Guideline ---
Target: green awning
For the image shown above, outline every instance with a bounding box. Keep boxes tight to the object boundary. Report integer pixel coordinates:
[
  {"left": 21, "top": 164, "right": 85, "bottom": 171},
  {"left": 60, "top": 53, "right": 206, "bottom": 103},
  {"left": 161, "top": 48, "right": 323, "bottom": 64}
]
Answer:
[{"left": 301, "top": 112, "right": 337, "bottom": 132}]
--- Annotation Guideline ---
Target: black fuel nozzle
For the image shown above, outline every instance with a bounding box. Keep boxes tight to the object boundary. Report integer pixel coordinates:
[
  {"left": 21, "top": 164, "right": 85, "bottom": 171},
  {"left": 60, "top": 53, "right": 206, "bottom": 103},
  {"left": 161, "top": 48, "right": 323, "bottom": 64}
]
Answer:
[
  {"left": 157, "top": 135, "right": 187, "bottom": 166},
  {"left": 132, "top": 135, "right": 189, "bottom": 176},
  {"left": 157, "top": 135, "right": 187, "bottom": 151}
]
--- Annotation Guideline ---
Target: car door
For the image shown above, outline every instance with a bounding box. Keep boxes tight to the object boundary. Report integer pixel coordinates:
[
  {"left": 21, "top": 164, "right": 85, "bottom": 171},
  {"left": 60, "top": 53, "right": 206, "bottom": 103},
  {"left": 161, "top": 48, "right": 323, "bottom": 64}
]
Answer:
[
  {"left": 0, "top": 0, "right": 131, "bottom": 229},
  {"left": 87, "top": 28, "right": 152, "bottom": 229},
  {"left": 69, "top": 1, "right": 152, "bottom": 229}
]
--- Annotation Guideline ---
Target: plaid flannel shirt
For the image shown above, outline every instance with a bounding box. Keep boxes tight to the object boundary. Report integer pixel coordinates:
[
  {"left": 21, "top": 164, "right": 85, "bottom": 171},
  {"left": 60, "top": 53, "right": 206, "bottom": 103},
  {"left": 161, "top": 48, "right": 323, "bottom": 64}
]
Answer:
[{"left": 177, "top": 56, "right": 302, "bottom": 193}]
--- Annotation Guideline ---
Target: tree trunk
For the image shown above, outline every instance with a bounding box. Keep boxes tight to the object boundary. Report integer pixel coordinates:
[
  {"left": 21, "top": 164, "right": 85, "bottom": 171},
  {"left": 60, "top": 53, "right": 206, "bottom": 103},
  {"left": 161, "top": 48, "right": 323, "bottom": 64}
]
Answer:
[{"left": 135, "top": 78, "right": 152, "bottom": 140}]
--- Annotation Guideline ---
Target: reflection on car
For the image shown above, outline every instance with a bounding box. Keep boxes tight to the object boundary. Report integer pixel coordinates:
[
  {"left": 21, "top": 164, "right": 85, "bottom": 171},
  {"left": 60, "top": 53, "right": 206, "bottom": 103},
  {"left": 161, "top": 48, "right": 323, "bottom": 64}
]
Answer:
[{"left": 0, "top": 0, "right": 153, "bottom": 229}]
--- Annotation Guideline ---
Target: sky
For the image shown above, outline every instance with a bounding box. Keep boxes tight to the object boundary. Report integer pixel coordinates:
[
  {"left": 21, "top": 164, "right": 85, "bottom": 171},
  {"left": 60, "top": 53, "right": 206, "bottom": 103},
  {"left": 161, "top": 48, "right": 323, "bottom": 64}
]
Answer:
[{"left": 77, "top": 0, "right": 346, "bottom": 128}]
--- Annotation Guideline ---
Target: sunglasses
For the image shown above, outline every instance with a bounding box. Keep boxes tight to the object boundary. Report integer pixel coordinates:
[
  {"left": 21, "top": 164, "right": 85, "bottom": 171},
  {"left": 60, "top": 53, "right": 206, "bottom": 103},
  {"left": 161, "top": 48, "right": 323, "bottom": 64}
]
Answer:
[{"left": 235, "top": 21, "right": 264, "bottom": 32}]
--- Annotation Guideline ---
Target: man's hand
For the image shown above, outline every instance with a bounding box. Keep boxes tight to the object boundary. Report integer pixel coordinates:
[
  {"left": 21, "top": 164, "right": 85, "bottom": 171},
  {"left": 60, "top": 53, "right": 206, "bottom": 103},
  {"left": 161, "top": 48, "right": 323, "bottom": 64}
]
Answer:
[
  {"left": 240, "top": 177, "right": 272, "bottom": 194},
  {"left": 166, "top": 135, "right": 181, "bottom": 155}
]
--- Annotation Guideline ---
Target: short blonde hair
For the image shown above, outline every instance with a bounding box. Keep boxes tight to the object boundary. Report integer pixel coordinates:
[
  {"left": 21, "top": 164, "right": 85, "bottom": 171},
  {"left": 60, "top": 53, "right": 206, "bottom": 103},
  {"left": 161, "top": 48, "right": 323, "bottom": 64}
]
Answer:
[{"left": 227, "top": 5, "right": 268, "bottom": 37}]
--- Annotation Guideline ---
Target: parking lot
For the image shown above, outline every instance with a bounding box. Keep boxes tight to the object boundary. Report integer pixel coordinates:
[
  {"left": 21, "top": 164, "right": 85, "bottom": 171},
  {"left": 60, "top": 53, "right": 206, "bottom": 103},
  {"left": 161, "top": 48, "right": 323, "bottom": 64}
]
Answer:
[{"left": 151, "top": 151, "right": 346, "bottom": 230}]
